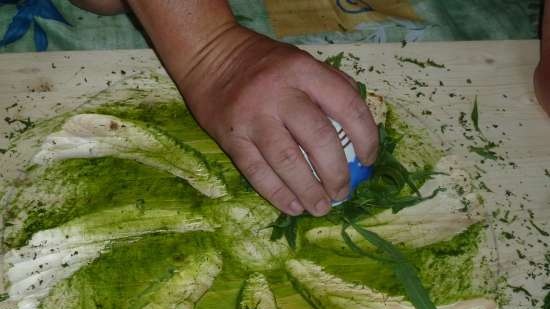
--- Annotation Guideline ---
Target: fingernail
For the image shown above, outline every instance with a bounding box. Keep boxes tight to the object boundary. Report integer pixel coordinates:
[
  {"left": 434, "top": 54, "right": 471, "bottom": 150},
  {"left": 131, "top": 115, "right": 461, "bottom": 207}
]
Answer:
[
  {"left": 289, "top": 200, "right": 304, "bottom": 215},
  {"left": 313, "top": 199, "right": 330, "bottom": 216},
  {"left": 365, "top": 148, "right": 379, "bottom": 165},
  {"left": 335, "top": 185, "right": 350, "bottom": 201}
]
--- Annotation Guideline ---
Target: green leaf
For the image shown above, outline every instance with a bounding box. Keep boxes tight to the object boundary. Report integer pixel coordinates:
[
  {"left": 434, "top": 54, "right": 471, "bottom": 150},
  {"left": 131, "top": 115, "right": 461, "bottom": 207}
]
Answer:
[
  {"left": 357, "top": 81, "right": 367, "bottom": 100},
  {"left": 340, "top": 224, "right": 395, "bottom": 263},
  {"left": 270, "top": 226, "right": 285, "bottom": 242},
  {"left": 268, "top": 214, "right": 298, "bottom": 249},
  {"left": 390, "top": 187, "right": 446, "bottom": 213},
  {"left": 345, "top": 219, "right": 436, "bottom": 309},
  {"left": 284, "top": 217, "right": 298, "bottom": 250},
  {"left": 268, "top": 214, "right": 291, "bottom": 241},
  {"left": 471, "top": 96, "right": 480, "bottom": 132},
  {"left": 324, "top": 52, "right": 345, "bottom": 69},
  {"left": 468, "top": 145, "right": 498, "bottom": 160}
]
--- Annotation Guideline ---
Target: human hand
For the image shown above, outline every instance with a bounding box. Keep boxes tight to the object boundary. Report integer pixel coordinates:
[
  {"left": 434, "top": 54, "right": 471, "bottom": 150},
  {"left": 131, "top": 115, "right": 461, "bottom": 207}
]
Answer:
[
  {"left": 81, "top": 0, "right": 379, "bottom": 216},
  {"left": 177, "top": 26, "right": 379, "bottom": 216}
]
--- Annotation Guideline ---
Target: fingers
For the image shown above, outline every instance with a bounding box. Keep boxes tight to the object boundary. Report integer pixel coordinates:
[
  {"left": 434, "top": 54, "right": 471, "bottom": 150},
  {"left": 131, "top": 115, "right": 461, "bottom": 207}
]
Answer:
[
  {"left": 251, "top": 115, "right": 332, "bottom": 217},
  {"left": 228, "top": 139, "right": 305, "bottom": 216},
  {"left": 323, "top": 63, "right": 359, "bottom": 90},
  {"left": 278, "top": 91, "right": 350, "bottom": 202},
  {"left": 298, "top": 65, "right": 379, "bottom": 165}
]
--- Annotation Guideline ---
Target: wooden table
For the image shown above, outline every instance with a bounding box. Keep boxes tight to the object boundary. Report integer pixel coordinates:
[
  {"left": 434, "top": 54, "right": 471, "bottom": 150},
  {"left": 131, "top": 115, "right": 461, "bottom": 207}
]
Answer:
[{"left": 0, "top": 40, "right": 548, "bottom": 308}]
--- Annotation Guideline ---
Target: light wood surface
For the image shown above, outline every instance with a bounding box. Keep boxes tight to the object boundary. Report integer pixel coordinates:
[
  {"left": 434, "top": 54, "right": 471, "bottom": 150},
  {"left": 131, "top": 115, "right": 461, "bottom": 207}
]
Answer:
[{"left": 0, "top": 40, "right": 548, "bottom": 308}]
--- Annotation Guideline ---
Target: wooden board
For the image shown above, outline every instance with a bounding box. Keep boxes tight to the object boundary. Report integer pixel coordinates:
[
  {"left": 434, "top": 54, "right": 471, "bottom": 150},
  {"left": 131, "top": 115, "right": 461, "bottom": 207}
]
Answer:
[{"left": 0, "top": 40, "right": 548, "bottom": 308}]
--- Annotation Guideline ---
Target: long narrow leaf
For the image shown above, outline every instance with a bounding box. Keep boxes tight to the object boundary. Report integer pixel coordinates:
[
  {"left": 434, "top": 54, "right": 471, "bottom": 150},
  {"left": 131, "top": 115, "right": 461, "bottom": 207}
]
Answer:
[
  {"left": 390, "top": 187, "right": 446, "bottom": 213},
  {"left": 341, "top": 223, "right": 395, "bottom": 263},
  {"left": 285, "top": 217, "right": 298, "bottom": 250},
  {"left": 346, "top": 219, "right": 436, "bottom": 309},
  {"left": 471, "top": 96, "right": 480, "bottom": 132},
  {"left": 357, "top": 81, "right": 367, "bottom": 100}
]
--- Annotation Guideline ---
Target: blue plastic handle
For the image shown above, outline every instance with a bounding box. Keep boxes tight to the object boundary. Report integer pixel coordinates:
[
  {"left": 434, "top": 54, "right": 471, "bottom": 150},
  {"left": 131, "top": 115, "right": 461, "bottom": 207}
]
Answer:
[{"left": 332, "top": 157, "right": 374, "bottom": 206}]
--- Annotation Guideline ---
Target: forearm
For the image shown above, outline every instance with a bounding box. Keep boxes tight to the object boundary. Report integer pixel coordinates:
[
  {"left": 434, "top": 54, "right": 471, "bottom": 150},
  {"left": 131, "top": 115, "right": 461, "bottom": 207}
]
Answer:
[
  {"left": 542, "top": 0, "right": 550, "bottom": 65},
  {"left": 537, "top": 0, "right": 550, "bottom": 115},
  {"left": 126, "top": 0, "right": 255, "bottom": 90}
]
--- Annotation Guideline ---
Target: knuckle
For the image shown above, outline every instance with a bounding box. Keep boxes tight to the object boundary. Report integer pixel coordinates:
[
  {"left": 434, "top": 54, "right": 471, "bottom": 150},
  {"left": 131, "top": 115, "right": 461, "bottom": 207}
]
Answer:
[
  {"left": 273, "top": 147, "right": 302, "bottom": 170},
  {"left": 331, "top": 172, "right": 349, "bottom": 190},
  {"left": 242, "top": 160, "right": 267, "bottom": 180},
  {"left": 309, "top": 121, "right": 338, "bottom": 148},
  {"left": 301, "top": 179, "right": 322, "bottom": 199},
  {"left": 267, "top": 185, "right": 290, "bottom": 203},
  {"left": 355, "top": 106, "right": 373, "bottom": 123},
  {"left": 345, "top": 98, "right": 371, "bottom": 122},
  {"left": 282, "top": 49, "right": 319, "bottom": 71}
]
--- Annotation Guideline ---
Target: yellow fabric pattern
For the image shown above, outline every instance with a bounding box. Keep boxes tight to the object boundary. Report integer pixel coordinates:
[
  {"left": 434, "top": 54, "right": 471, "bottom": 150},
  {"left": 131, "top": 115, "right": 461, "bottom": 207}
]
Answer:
[{"left": 264, "top": 0, "right": 418, "bottom": 37}]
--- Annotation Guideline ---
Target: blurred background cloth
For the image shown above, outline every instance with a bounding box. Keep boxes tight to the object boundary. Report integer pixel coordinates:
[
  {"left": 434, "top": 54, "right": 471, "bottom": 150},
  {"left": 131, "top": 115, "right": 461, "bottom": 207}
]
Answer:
[{"left": 0, "top": 0, "right": 542, "bottom": 52}]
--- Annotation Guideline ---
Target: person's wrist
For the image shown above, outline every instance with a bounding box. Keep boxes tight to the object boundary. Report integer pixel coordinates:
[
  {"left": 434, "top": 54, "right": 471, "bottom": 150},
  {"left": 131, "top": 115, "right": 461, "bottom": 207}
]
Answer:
[
  {"left": 125, "top": 0, "right": 243, "bottom": 93},
  {"left": 174, "top": 26, "right": 279, "bottom": 110},
  {"left": 175, "top": 24, "right": 259, "bottom": 96}
]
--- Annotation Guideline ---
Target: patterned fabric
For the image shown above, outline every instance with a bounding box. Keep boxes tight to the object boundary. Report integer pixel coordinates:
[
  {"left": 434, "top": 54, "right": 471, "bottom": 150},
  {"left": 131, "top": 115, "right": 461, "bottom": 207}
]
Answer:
[
  {"left": 0, "top": 0, "right": 543, "bottom": 53},
  {"left": 0, "top": 0, "right": 70, "bottom": 51}
]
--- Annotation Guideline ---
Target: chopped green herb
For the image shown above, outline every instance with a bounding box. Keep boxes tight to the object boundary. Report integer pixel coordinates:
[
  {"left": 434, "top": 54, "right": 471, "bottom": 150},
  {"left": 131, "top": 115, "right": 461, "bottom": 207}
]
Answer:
[
  {"left": 268, "top": 214, "right": 298, "bottom": 250},
  {"left": 414, "top": 80, "right": 428, "bottom": 87},
  {"left": 479, "top": 181, "right": 493, "bottom": 192},
  {"left": 357, "top": 81, "right": 367, "bottom": 100},
  {"left": 4, "top": 116, "right": 35, "bottom": 134},
  {"left": 401, "top": 40, "right": 408, "bottom": 48},
  {"left": 426, "top": 59, "right": 445, "bottom": 69},
  {"left": 545, "top": 169, "right": 550, "bottom": 178},
  {"left": 325, "top": 52, "right": 345, "bottom": 69},
  {"left": 529, "top": 220, "right": 549, "bottom": 237},
  {"left": 516, "top": 249, "right": 526, "bottom": 259},
  {"left": 471, "top": 96, "right": 480, "bottom": 132},
  {"left": 0, "top": 293, "right": 7, "bottom": 302},
  {"left": 468, "top": 143, "right": 499, "bottom": 161},
  {"left": 501, "top": 232, "right": 514, "bottom": 240},
  {"left": 347, "top": 52, "right": 360, "bottom": 61},
  {"left": 458, "top": 112, "right": 468, "bottom": 128},
  {"left": 395, "top": 56, "right": 426, "bottom": 68},
  {"left": 508, "top": 285, "right": 532, "bottom": 297}
]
